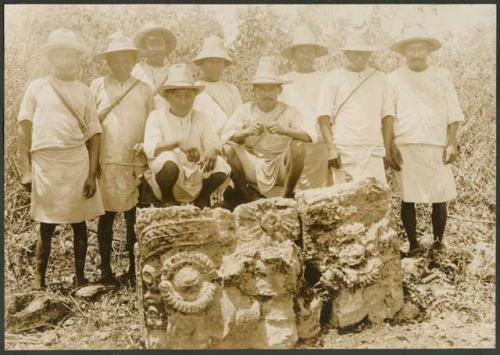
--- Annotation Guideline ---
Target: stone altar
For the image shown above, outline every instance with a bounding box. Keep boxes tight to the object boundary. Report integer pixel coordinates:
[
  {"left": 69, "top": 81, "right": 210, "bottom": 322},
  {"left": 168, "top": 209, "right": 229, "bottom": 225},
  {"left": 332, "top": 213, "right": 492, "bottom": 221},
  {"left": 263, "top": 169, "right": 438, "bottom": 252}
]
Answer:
[{"left": 135, "top": 178, "right": 404, "bottom": 348}]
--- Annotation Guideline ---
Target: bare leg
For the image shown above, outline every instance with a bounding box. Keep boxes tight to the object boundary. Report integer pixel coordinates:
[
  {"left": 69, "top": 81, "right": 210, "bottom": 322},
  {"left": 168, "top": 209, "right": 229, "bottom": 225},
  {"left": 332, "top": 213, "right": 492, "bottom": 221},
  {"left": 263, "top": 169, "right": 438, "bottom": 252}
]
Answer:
[
  {"left": 194, "top": 172, "right": 228, "bottom": 208},
  {"left": 124, "top": 206, "right": 137, "bottom": 283},
  {"left": 432, "top": 202, "right": 447, "bottom": 248},
  {"left": 97, "top": 211, "right": 117, "bottom": 282},
  {"left": 71, "top": 221, "right": 89, "bottom": 287},
  {"left": 34, "top": 223, "right": 57, "bottom": 290},
  {"left": 283, "top": 140, "right": 305, "bottom": 198},
  {"left": 224, "top": 145, "right": 262, "bottom": 203},
  {"left": 155, "top": 161, "right": 180, "bottom": 205},
  {"left": 401, "top": 202, "right": 419, "bottom": 252}
]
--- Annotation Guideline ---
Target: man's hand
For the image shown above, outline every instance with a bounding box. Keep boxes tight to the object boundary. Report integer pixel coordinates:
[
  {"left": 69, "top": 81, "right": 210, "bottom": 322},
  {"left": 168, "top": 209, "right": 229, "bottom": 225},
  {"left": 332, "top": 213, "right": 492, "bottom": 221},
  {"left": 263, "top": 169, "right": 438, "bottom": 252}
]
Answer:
[
  {"left": 265, "top": 122, "right": 287, "bottom": 136},
  {"left": 327, "top": 147, "right": 341, "bottom": 169},
  {"left": 443, "top": 143, "right": 458, "bottom": 164},
  {"left": 385, "top": 144, "right": 403, "bottom": 171},
  {"left": 83, "top": 175, "right": 97, "bottom": 199},
  {"left": 245, "top": 123, "right": 265, "bottom": 137},
  {"left": 21, "top": 172, "right": 31, "bottom": 193},
  {"left": 201, "top": 149, "right": 219, "bottom": 172},
  {"left": 178, "top": 140, "right": 200, "bottom": 163}
]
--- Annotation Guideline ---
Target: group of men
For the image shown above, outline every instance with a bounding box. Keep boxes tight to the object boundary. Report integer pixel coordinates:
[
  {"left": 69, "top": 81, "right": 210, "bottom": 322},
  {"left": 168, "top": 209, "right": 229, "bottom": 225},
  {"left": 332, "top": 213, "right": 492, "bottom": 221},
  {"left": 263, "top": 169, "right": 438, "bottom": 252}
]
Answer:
[{"left": 17, "top": 22, "right": 464, "bottom": 290}]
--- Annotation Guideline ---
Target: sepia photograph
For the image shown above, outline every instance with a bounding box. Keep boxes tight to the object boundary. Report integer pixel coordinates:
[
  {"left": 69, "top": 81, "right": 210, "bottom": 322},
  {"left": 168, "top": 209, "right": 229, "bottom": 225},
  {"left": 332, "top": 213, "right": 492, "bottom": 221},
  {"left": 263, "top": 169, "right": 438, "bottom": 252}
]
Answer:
[{"left": 3, "top": 3, "right": 496, "bottom": 350}]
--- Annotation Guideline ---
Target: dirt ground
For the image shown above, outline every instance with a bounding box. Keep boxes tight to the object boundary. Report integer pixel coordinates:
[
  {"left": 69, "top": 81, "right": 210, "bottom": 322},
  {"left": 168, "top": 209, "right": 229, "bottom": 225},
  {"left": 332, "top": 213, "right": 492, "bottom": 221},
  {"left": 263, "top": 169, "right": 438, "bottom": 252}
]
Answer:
[{"left": 4, "top": 208, "right": 496, "bottom": 350}]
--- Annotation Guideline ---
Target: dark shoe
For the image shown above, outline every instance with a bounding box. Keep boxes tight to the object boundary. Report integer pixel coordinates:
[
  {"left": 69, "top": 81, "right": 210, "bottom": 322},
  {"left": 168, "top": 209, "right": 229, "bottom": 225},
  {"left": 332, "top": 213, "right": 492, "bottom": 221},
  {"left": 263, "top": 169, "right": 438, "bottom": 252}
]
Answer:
[
  {"left": 98, "top": 273, "right": 120, "bottom": 286},
  {"left": 400, "top": 247, "right": 425, "bottom": 258},
  {"left": 73, "top": 276, "right": 90, "bottom": 289}
]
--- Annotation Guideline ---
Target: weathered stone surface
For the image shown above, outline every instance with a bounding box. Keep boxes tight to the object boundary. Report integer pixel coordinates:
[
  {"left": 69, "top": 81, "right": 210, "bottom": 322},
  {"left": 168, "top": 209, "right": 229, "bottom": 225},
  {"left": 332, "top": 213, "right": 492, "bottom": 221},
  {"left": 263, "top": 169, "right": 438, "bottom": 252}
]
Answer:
[
  {"left": 296, "top": 178, "right": 404, "bottom": 328},
  {"left": 5, "top": 292, "right": 71, "bottom": 332},
  {"left": 74, "top": 284, "right": 109, "bottom": 300},
  {"left": 135, "top": 178, "right": 405, "bottom": 348}
]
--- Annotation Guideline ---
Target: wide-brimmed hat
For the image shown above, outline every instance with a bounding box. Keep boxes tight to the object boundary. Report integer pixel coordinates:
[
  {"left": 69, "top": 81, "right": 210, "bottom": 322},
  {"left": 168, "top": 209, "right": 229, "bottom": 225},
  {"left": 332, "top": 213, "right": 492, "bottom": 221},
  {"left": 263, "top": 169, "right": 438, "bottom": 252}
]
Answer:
[
  {"left": 133, "top": 22, "right": 177, "bottom": 54},
  {"left": 245, "top": 56, "right": 291, "bottom": 85},
  {"left": 41, "top": 28, "right": 85, "bottom": 55},
  {"left": 193, "top": 35, "right": 232, "bottom": 66},
  {"left": 342, "top": 30, "right": 378, "bottom": 52},
  {"left": 160, "top": 63, "right": 205, "bottom": 92},
  {"left": 96, "top": 32, "right": 138, "bottom": 60},
  {"left": 391, "top": 25, "right": 441, "bottom": 54},
  {"left": 280, "top": 25, "right": 328, "bottom": 60}
]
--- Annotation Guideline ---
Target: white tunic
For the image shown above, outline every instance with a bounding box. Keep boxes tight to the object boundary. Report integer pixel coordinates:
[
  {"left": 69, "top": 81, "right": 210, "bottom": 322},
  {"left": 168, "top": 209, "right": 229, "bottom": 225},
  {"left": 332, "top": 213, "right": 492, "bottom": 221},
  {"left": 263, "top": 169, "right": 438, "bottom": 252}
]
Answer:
[{"left": 280, "top": 70, "right": 330, "bottom": 189}]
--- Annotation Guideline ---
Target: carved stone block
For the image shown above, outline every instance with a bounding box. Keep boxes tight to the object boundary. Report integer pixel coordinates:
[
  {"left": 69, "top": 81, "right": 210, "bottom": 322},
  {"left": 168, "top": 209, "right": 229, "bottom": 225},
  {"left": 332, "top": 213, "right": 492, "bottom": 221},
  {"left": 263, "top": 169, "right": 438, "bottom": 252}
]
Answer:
[{"left": 296, "top": 178, "right": 404, "bottom": 328}]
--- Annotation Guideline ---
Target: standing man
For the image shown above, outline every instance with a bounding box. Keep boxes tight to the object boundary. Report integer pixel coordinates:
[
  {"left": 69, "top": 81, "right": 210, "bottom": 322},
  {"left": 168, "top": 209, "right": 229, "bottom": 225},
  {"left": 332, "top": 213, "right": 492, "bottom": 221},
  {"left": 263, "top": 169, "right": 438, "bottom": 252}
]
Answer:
[
  {"left": 132, "top": 22, "right": 177, "bottom": 109},
  {"left": 280, "top": 25, "right": 331, "bottom": 190},
  {"left": 193, "top": 35, "right": 242, "bottom": 136},
  {"left": 222, "top": 56, "right": 316, "bottom": 199},
  {"left": 384, "top": 26, "right": 465, "bottom": 256},
  {"left": 91, "top": 33, "right": 153, "bottom": 285},
  {"left": 143, "top": 64, "right": 231, "bottom": 208},
  {"left": 316, "top": 29, "right": 388, "bottom": 185},
  {"left": 17, "top": 29, "right": 104, "bottom": 289}
]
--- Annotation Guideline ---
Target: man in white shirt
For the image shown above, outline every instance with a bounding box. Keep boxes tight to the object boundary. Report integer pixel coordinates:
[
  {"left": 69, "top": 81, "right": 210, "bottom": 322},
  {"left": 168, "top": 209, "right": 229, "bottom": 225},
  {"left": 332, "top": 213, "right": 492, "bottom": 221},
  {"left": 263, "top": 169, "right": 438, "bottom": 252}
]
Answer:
[
  {"left": 143, "top": 64, "right": 231, "bottom": 208},
  {"left": 222, "top": 57, "right": 316, "bottom": 199},
  {"left": 316, "top": 29, "right": 388, "bottom": 186},
  {"left": 132, "top": 22, "right": 176, "bottom": 109},
  {"left": 279, "top": 26, "right": 330, "bottom": 190},
  {"left": 384, "top": 26, "right": 465, "bottom": 256},
  {"left": 91, "top": 33, "right": 154, "bottom": 285},
  {"left": 193, "top": 35, "right": 242, "bottom": 137}
]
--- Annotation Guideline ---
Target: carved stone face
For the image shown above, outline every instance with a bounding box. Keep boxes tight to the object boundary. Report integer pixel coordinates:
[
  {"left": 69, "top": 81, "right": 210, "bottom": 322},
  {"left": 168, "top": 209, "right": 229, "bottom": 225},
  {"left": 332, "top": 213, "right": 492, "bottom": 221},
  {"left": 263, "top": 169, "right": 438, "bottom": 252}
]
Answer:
[{"left": 145, "top": 304, "right": 165, "bottom": 328}]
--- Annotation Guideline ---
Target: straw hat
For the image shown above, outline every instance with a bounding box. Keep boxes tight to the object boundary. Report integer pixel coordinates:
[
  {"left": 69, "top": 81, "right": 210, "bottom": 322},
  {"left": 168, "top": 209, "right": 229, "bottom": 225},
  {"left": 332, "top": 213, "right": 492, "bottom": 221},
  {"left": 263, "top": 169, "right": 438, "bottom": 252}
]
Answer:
[
  {"left": 280, "top": 25, "right": 328, "bottom": 60},
  {"left": 41, "top": 28, "right": 85, "bottom": 55},
  {"left": 96, "top": 32, "right": 138, "bottom": 60},
  {"left": 342, "top": 29, "right": 378, "bottom": 52},
  {"left": 160, "top": 63, "right": 205, "bottom": 92},
  {"left": 193, "top": 35, "right": 232, "bottom": 66},
  {"left": 391, "top": 25, "right": 441, "bottom": 54},
  {"left": 246, "top": 56, "right": 291, "bottom": 85},
  {"left": 133, "top": 22, "right": 177, "bottom": 54}
]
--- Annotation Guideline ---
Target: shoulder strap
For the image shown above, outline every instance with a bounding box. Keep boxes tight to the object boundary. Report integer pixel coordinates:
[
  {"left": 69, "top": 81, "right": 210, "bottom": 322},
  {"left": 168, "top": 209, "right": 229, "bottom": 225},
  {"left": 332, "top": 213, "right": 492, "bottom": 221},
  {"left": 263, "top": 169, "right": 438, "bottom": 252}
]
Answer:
[
  {"left": 99, "top": 78, "right": 141, "bottom": 123},
  {"left": 47, "top": 78, "right": 88, "bottom": 134},
  {"left": 332, "top": 69, "right": 378, "bottom": 121},
  {"left": 153, "top": 73, "right": 169, "bottom": 96}
]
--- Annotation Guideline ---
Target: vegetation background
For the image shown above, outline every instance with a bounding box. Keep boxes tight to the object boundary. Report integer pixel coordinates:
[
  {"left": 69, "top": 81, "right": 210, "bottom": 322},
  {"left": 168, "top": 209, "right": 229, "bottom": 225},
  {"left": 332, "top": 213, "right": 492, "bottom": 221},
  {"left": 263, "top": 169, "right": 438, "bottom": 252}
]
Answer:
[{"left": 4, "top": 4, "right": 496, "bottom": 349}]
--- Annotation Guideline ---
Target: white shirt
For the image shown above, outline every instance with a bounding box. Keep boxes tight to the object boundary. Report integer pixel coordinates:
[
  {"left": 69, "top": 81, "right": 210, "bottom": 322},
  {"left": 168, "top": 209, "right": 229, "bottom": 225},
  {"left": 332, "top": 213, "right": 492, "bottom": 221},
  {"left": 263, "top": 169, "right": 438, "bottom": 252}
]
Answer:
[
  {"left": 316, "top": 67, "right": 388, "bottom": 147},
  {"left": 385, "top": 65, "right": 465, "bottom": 146}
]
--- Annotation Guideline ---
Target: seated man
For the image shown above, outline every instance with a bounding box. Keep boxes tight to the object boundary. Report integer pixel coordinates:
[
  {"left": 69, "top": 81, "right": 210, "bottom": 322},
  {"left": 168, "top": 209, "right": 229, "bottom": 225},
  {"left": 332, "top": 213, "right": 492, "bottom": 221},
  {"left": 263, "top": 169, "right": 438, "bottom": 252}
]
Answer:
[
  {"left": 143, "top": 64, "right": 231, "bottom": 208},
  {"left": 221, "top": 56, "right": 316, "bottom": 199}
]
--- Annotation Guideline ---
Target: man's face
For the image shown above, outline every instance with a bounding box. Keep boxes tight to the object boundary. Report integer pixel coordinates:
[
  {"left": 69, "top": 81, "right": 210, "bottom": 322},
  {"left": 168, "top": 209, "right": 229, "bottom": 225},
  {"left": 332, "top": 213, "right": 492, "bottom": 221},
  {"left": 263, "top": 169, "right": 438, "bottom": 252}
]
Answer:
[
  {"left": 254, "top": 84, "right": 282, "bottom": 112},
  {"left": 292, "top": 46, "right": 316, "bottom": 71},
  {"left": 145, "top": 34, "right": 167, "bottom": 63},
  {"left": 344, "top": 51, "right": 371, "bottom": 72},
  {"left": 47, "top": 48, "right": 81, "bottom": 78},
  {"left": 198, "top": 58, "right": 226, "bottom": 82},
  {"left": 164, "top": 88, "right": 198, "bottom": 113},
  {"left": 402, "top": 41, "right": 430, "bottom": 70},
  {"left": 106, "top": 51, "right": 136, "bottom": 81}
]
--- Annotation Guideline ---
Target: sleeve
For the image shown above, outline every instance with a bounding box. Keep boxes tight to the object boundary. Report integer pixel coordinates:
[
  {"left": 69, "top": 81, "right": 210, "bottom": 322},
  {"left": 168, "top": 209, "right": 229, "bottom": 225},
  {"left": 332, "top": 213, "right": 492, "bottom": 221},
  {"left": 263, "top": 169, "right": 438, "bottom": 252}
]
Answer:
[
  {"left": 315, "top": 74, "right": 335, "bottom": 122},
  {"left": 442, "top": 69, "right": 465, "bottom": 124},
  {"left": 381, "top": 73, "right": 396, "bottom": 120},
  {"left": 289, "top": 106, "right": 318, "bottom": 143},
  {"left": 220, "top": 104, "right": 247, "bottom": 144},
  {"left": 194, "top": 93, "right": 227, "bottom": 137},
  {"left": 85, "top": 89, "right": 102, "bottom": 139},
  {"left": 199, "top": 111, "right": 223, "bottom": 153},
  {"left": 17, "top": 81, "right": 37, "bottom": 122},
  {"left": 143, "top": 111, "right": 162, "bottom": 160}
]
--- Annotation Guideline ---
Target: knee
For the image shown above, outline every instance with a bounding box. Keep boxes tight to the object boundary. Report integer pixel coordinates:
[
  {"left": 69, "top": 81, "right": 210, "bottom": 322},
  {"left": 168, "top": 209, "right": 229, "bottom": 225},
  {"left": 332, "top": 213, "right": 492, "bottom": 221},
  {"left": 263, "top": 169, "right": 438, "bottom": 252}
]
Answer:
[
  {"left": 223, "top": 145, "right": 237, "bottom": 165},
  {"left": 289, "top": 140, "right": 305, "bottom": 161},
  {"left": 156, "top": 161, "right": 179, "bottom": 182}
]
